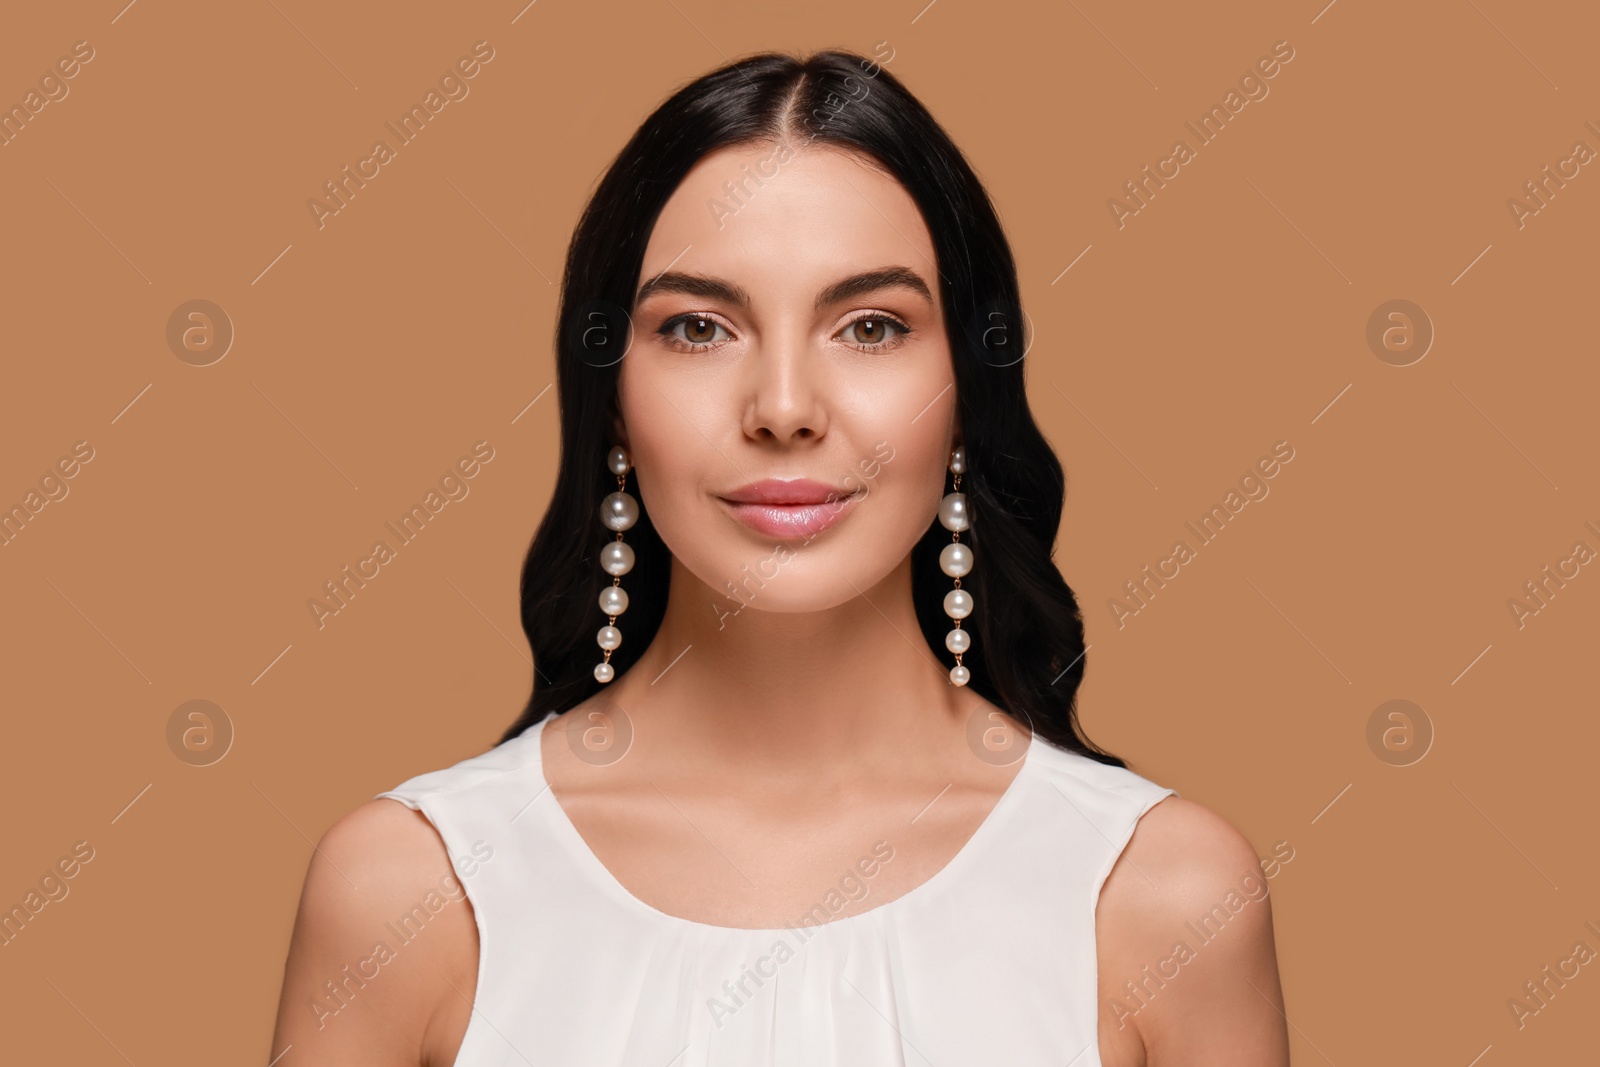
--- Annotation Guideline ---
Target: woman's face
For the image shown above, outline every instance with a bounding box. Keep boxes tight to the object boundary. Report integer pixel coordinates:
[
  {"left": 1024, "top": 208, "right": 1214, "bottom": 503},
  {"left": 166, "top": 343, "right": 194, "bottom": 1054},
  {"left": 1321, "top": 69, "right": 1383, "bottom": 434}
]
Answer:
[{"left": 616, "top": 140, "right": 958, "bottom": 614}]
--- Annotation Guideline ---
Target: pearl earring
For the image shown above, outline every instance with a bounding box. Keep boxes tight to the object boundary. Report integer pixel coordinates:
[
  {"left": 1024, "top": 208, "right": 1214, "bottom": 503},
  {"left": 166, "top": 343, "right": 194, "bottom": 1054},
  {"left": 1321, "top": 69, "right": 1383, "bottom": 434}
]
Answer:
[
  {"left": 595, "top": 445, "right": 637, "bottom": 684},
  {"left": 939, "top": 445, "right": 973, "bottom": 687}
]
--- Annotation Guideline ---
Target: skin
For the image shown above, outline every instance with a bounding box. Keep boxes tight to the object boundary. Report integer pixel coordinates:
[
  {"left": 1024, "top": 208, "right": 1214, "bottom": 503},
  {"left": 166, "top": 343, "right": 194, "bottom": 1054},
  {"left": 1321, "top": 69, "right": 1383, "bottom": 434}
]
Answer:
[{"left": 270, "top": 140, "right": 1289, "bottom": 1066}]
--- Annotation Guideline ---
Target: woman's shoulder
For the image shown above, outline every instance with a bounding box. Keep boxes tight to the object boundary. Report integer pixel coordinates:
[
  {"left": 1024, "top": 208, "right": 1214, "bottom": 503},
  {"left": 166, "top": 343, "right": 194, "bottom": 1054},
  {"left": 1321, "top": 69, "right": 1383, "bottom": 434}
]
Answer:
[
  {"left": 1093, "top": 791, "right": 1286, "bottom": 1061},
  {"left": 326, "top": 793, "right": 473, "bottom": 879},
  {"left": 272, "top": 797, "right": 479, "bottom": 1061},
  {"left": 1018, "top": 735, "right": 1258, "bottom": 889},
  {"left": 310, "top": 798, "right": 480, "bottom": 932},
  {"left": 270, "top": 725, "right": 551, "bottom": 1059},
  {"left": 1104, "top": 793, "right": 1266, "bottom": 902}
]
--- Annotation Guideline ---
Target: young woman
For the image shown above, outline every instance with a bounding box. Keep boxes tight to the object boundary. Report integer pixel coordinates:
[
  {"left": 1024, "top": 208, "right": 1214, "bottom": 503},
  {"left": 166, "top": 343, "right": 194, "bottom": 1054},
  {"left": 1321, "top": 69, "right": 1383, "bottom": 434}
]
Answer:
[{"left": 271, "top": 49, "right": 1289, "bottom": 1066}]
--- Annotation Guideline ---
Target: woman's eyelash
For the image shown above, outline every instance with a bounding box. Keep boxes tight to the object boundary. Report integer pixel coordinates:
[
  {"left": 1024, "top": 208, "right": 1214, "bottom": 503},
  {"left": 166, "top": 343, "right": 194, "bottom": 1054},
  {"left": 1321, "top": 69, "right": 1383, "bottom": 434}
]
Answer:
[
  {"left": 839, "top": 312, "right": 912, "bottom": 348},
  {"left": 657, "top": 313, "right": 732, "bottom": 349},
  {"left": 655, "top": 311, "right": 913, "bottom": 351}
]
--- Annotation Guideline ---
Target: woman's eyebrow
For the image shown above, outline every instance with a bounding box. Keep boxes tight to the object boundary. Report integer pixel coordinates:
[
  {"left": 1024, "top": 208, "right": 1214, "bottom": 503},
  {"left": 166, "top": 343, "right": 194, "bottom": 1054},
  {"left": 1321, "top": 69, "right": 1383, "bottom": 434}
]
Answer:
[
  {"left": 814, "top": 266, "right": 932, "bottom": 309},
  {"left": 634, "top": 265, "right": 933, "bottom": 310},
  {"left": 635, "top": 271, "right": 751, "bottom": 309}
]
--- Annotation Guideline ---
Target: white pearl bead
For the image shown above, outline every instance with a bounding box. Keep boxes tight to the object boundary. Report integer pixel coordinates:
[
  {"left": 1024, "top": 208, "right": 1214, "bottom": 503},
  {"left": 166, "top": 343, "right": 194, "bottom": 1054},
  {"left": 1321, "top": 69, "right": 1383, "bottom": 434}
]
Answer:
[
  {"left": 597, "top": 625, "right": 621, "bottom": 650},
  {"left": 946, "top": 627, "right": 970, "bottom": 654},
  {"left": 599, "top": 585, "right": 629, "bottom": 616},
  {"left": 938, "top": 492, "right": 968, "bottom": 532},
  {"left": 943, "top": 588, "right": 972, "bottom": 619},
  {"left": 594, "top": 661, "right": 615, "bottom": 683},
  {"left": 939, "top": 542, "right": 972, "bottom": 577},
  {"left": 608, "top": 447, "right": 631, "bottom": 476},
  {"left": 949, "top": 446, "right": 965, "bottom": 475},
  {"left": 601, "top": 541, "right": 635, "bottom": 576},
  {"left": 600, "top": 491, "right": 639, "bottom": 532},
  {"left": 950, "top": 664, "right": 970, "bottom": 687}
]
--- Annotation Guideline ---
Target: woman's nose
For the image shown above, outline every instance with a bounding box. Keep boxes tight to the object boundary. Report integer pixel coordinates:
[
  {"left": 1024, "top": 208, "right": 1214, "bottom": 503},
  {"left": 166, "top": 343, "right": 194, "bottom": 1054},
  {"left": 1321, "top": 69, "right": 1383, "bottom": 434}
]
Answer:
[{"left": 741, "top": 330, "right": 829, "bottom": 443}]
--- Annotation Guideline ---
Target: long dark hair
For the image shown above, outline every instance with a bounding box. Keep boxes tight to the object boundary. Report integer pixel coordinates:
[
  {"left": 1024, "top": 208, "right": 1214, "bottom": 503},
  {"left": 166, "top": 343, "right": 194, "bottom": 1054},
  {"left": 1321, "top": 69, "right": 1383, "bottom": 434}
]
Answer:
[{"left": 497, "top": 48, "right": 1123, "bottom": 767}]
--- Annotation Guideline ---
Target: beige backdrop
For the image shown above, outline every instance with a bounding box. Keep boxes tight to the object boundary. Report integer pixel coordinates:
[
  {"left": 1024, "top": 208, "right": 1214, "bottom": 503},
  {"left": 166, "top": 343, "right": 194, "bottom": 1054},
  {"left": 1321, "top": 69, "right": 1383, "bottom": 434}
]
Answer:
[{"left": 1, "top": 0, "right": 1596, "bottom": 1063}]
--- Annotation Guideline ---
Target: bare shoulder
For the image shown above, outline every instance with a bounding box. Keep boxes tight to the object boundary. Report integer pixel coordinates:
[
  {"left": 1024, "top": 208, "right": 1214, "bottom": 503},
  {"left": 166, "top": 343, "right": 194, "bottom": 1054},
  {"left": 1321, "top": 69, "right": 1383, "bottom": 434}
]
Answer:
[
  {"left": 1114, "top": 795, "right": 1260, "bottom": 884},
  {"left": 269, "top": 798, "right": 479, "bottom": 1067},
  {"left": 1094, "top": 796, "right": 1290, "bottom": 1067}
]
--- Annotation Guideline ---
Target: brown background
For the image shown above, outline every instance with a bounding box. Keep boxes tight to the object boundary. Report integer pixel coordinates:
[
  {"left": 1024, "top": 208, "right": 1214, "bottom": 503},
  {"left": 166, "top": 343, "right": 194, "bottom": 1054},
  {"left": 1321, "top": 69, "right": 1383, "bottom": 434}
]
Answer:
[{"left": 1, "top": 0, "right": 1596, "bottom": 1062}]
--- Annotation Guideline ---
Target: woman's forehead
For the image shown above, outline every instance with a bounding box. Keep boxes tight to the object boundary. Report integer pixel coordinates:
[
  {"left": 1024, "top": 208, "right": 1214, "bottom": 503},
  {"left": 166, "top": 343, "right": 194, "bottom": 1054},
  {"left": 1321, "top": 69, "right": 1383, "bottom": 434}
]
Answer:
[{"left": 637, "top": 142, "right": 936, "bottom": 300}]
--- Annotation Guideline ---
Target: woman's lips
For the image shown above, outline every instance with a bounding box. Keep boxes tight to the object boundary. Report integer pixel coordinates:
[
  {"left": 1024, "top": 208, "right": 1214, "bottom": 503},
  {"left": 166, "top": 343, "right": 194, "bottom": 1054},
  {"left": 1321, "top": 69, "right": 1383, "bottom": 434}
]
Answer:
[{"left": 718, "top": 489, "right": 863, "bottom": 538}]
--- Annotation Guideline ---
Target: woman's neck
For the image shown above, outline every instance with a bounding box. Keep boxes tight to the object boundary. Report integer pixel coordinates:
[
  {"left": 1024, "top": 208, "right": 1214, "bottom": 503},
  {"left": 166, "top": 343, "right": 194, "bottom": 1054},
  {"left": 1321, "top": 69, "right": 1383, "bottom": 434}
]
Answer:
[{"left": 603, "top": 552, "right": 975, "bottom": 781}]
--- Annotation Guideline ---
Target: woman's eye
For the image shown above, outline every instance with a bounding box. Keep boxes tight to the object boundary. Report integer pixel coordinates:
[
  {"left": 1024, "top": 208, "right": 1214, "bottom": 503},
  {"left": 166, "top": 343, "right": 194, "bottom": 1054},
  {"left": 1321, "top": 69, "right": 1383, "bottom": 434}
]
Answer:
[
  {"left": 840, "top": 315, "right": 910, "bottom": 348},
  {"left": 658, "top": 313, "right": 909, "bottom": 350},
  {"left": 661, "top": 315, "right": 731, "bottom": 348}
]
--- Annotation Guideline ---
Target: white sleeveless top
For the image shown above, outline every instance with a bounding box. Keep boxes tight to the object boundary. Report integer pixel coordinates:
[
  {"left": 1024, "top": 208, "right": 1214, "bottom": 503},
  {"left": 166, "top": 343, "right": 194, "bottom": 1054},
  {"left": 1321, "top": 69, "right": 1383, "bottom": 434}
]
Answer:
[{"left": 375, "top": 710, "right": 1176, "bottom": 1065}]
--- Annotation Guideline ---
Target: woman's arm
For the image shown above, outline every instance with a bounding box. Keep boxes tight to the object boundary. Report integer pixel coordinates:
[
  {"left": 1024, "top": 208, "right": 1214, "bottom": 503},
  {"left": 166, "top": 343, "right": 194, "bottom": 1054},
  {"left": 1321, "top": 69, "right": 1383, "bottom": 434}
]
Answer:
[
  {"left": 269, "top": 799, "right": 479, "bottom": 1067},
  {"left": 1096, "top": 796, "right": 1291, "bottom": 1067}
]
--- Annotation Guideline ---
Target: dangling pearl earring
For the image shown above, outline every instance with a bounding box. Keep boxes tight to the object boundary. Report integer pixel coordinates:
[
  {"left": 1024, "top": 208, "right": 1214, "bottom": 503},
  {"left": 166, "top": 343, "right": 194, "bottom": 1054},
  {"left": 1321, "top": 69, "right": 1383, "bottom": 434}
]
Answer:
[
  {"left": 595, "top": 445, "right": 637, "bottom": 684},
  {"left": 939, "top": 445, "right": 973, "bottom": 687}
]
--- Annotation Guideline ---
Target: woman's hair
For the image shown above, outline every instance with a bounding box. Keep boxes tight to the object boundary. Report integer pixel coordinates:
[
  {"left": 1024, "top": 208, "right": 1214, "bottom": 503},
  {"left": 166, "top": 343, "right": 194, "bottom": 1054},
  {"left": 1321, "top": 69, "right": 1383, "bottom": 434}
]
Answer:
[{"left": 497, "top": 48, "right": 1124, "bottom": 767}]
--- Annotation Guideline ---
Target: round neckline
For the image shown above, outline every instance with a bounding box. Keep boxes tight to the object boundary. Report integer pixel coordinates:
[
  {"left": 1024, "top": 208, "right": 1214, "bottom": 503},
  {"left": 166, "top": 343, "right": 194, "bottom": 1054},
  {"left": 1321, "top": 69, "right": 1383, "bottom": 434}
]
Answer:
[{"left": 526, "top": 710, "right": 1037, "bottom": 936}]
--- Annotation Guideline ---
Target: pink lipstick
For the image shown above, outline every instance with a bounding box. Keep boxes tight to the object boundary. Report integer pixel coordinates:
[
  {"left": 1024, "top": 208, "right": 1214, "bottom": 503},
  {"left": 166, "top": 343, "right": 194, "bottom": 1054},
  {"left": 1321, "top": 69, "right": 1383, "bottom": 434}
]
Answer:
[{"left": 717, "top": 478, "right": 863, "bottom": 539}]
